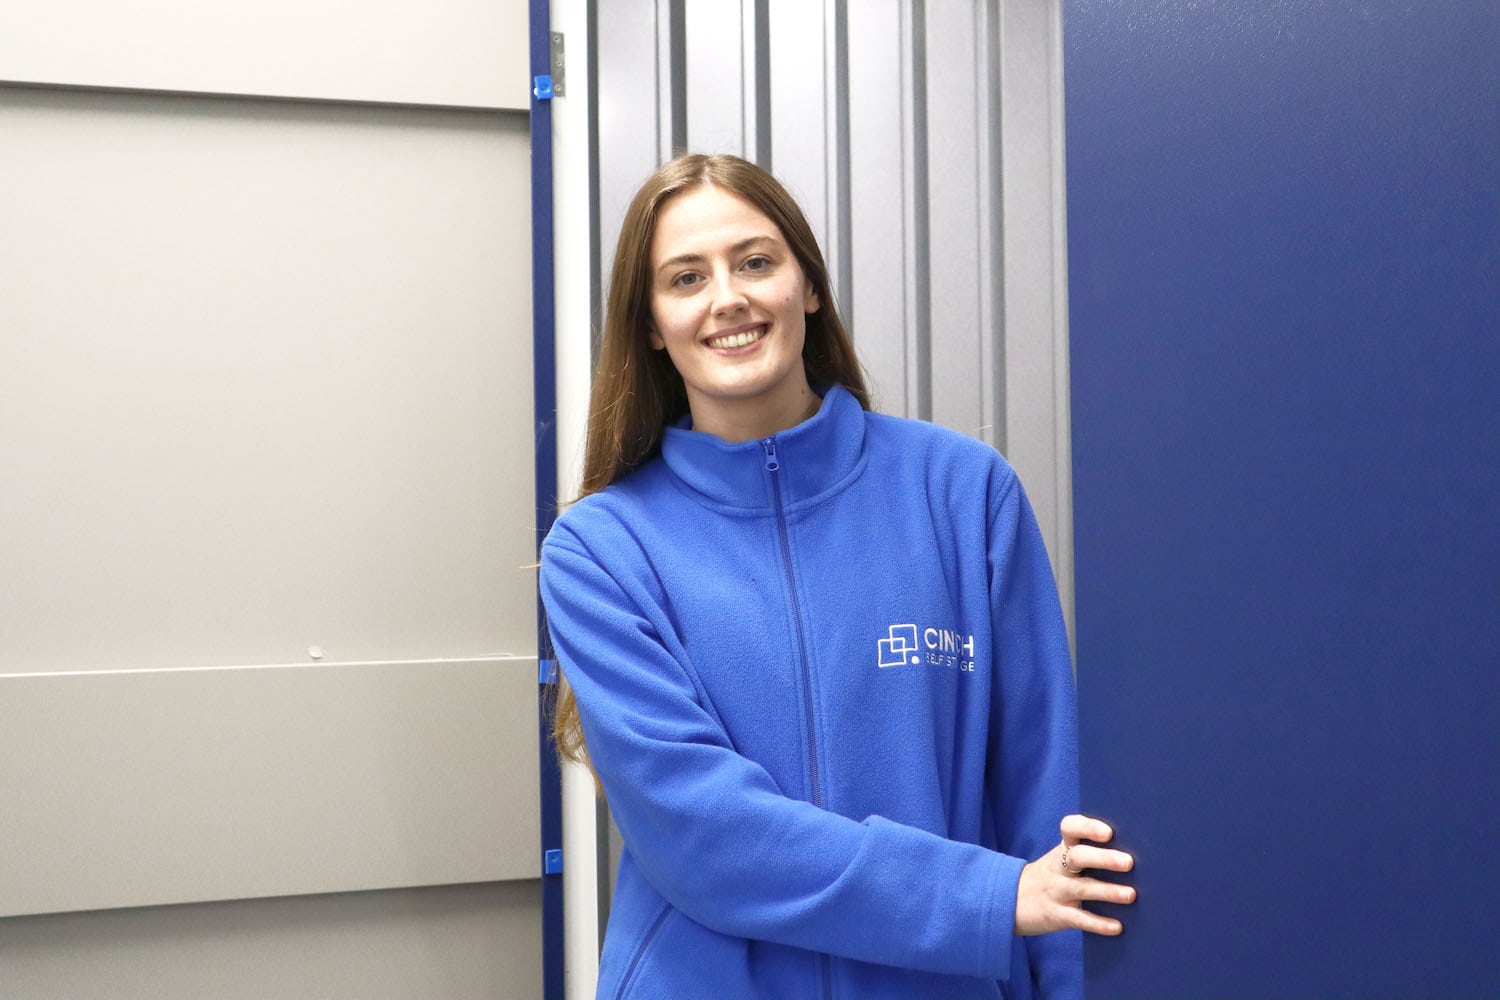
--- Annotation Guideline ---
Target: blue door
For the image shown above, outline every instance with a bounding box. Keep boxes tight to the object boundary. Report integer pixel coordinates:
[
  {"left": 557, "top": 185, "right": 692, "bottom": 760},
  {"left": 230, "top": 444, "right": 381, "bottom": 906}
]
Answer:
[{"left": 1065, "top": 3, "right": 1499, "bottom": 996}]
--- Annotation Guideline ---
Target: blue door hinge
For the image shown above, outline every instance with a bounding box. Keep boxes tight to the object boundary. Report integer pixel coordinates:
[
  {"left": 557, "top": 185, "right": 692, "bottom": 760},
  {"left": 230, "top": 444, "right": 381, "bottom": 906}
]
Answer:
[{"left": 544, "top": 848, "right": 563, "bottom": 876}]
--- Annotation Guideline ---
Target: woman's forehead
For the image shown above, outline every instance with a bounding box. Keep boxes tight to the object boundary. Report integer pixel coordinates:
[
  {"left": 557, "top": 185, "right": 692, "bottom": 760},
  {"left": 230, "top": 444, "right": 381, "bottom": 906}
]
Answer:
[{"left": 651, "top": 185, "right": 786, "bottom": 261}]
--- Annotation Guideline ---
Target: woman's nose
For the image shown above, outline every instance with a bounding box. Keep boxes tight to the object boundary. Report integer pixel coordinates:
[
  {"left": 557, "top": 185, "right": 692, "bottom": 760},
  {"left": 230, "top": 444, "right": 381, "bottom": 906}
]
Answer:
[{"left": 710, "top": 270, "right": 748, "bottom": 314}]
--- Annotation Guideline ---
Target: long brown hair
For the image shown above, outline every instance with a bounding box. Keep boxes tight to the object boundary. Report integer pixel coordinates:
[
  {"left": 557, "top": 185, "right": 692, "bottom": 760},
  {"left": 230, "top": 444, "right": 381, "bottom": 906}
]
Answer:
[{"left": 552, "top": 153, "right": 869, "bottom": 773}]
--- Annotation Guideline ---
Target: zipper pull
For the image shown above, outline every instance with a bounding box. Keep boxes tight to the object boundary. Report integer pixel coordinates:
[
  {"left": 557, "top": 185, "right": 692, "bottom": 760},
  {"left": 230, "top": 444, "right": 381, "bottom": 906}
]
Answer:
[{"left": 761, "top": 437, "right": 780, "bottom": 472}]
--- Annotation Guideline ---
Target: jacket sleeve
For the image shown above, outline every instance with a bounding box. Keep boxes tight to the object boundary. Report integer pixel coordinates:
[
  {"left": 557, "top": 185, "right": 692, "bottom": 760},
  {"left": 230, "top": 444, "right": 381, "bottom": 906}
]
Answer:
[
  {"left": 541, "top": 520, "right": 1026, "bottom": 981},
  {"left": 985, "top": 470, "right": 1085, "bottom": 999}
]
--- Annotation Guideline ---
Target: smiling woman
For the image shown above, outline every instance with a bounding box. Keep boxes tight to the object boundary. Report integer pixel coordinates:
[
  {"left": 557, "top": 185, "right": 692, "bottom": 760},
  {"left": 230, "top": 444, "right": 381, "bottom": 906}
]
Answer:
[
  {"left": 569, "top": 154, "right": 866, "bottom": 497},
  {"left": 540, "top": 154, "right": 1134, "bottom": 1000},
  {"left": 646, "top": 185, "right": 822, "bottom": 442}
]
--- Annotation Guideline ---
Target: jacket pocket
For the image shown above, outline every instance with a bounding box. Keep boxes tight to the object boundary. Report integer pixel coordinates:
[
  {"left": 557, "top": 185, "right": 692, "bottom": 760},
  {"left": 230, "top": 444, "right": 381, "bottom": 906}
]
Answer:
[{"left": 612, "top": 903, "right": 673, "bottom": 1000}]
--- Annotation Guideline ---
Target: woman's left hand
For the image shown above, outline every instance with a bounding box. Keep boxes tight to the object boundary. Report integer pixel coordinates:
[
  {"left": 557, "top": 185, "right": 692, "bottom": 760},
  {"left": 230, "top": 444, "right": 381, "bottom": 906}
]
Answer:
[{"left": 1013, "top": 814, "right": 1136, "bottom": 936}]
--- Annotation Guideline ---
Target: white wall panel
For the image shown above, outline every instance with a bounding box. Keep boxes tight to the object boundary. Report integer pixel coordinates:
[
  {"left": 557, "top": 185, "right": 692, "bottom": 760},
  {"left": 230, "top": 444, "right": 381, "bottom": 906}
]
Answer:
[
  {"left": 0, "top": 6, "right": 541, "bottom": 991},
  {"left": 0, "top": 657, "right": 538, "bottom": 917},
  {"left": 0, "top": 90, "right": 536, "bottom": 674},
  {"left": 1, "top": 882, "right": 542, "bottom": 1000},
  {"left": 0, "top": 0, "right": 530, "bottom": 108}
]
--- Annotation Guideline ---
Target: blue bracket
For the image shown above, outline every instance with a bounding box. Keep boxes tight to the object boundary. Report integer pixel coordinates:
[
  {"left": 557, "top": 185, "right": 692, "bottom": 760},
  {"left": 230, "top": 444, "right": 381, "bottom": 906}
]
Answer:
[
  {"left": 544, "top": 848, "right": 563, "bottom": 876},
  {"left": 534, "top": 75, "right": 554, "bottom": 100},
  {"left": 538, "top": 658, "right": 558, "bottom": 685}
]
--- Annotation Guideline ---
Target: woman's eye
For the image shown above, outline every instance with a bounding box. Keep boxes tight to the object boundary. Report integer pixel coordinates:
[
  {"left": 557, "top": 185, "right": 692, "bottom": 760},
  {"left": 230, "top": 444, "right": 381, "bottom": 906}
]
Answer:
[
  {"left": 672, "top": 272, "right": 702, "bottom": 289},
  {"left": 744, "top": 256, "right": 771, "bottom": 272}
]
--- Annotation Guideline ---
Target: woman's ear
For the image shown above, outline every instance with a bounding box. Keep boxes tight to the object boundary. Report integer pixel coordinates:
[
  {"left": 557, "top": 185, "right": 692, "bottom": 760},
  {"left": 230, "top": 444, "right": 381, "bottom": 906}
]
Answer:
[
  {"left": 648, "top": 325, "right": 665, "bottom": 350},
  {"left": 803, "top": 279, "right": 821, "bottom": 315}
]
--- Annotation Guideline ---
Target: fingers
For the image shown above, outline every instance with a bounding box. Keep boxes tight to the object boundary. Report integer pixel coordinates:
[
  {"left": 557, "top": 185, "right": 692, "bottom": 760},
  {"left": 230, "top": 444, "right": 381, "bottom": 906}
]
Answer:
[
  {"left": 1073, "top": 908, "right": 1125, "bottom": 936},
  {"left": 1015, "top": 839, "right": 1139, "bottom": 937},
  {"left": 1057, "top": 815, "right": 1134, "bottom": 877},
  {"left": 1053, "top": 850, "right": 1137, "bottom": 907},
  {"left": 1014, "top": 867, "right": 1135, "bottom": 935},
  {"left": 1071, "top": 875, "right": 1137, "bottom": 909},
  {"left": 1060, "top": 842, "right": 1135, "bottom": 875},
  {"left": 1054, "top": 872, "right": 1130, "bottom": 935},
  {"left": 1059, "top": 813, "right": 1114, "bottom": 846}
]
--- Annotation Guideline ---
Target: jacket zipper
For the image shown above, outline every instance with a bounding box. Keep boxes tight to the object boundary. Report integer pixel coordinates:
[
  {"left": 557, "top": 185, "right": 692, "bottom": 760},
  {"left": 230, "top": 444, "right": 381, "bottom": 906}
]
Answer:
[
  {"left": 761, "top": 436, "right": 822, "bottom": 806},
  {"left": 762, "top": 436, "right": 834, "bottom": 1000},
  {"left": 613, "top": 903, "right": 671, "bottom": 1000}
]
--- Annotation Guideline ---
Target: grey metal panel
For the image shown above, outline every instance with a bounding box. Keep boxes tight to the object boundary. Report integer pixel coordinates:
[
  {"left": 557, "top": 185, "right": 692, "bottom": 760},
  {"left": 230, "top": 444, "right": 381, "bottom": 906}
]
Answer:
[
  {"left": 743, "top": 0, "right": 771, "bottom": 166},
  {"left": 0, "top": 0, "right": 530, "bottom": 109},
  {"left": 897, "top": 0, "right": 928, "bottom": 422},
  {"left": 657, "top": 0, "right": 685, "bottom": 161},
  {"left": 0, "top": 657, "right": 540, "bottom": 918},
  {"left": 596, "top": 0, "right": 665, "bottom": 314},
  {"left": 767, "top": 0, "right": 832, "bottom": 250},
  {"left": 846, "top": 0, "right": 914, "bottom": 415},
  {"left": 0, "top": 881, "right": 542, "bottom": 1000},
  {"left": 684, "top": 1, "right": 747, "bottom": 155},
  {"left": 0, "top": 88, "right": 537, "bottom": 673},
  {"left": 975, "top": 0, "right": 1007, "bottom": 452},
  {"left": 822, "top": 0, "right": 854, "bottom": 324},
  {"left": 589, "top": 0, "right": 1073, "bottom": 630},
  {"left": 997, "top": 0, "right": 1073, "bottom": 628},
  {"left": 924, "top": 0, "right": 986, "bottom": 438}
]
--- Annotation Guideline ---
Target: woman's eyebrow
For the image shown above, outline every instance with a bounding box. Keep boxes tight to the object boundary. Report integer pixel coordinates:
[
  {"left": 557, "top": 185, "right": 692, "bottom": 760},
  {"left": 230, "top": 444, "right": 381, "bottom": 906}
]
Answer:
[{"left": 655, "top": 235, "right": 780, "bottom": 275}]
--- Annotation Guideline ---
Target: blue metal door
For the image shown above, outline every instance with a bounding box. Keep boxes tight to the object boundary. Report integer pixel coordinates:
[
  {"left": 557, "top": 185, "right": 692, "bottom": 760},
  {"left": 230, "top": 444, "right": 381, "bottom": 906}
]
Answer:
[{"left": 1065, "top": 3, "right": 1499, "bottom": 996}]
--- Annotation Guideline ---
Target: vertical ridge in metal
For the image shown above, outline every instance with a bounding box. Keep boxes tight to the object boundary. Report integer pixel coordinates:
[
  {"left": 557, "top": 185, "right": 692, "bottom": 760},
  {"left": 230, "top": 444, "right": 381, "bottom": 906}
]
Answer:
[
  {"left": 830, "top": 0, "right": 853, "bottom": 329},
  {"left": 529, "top": 0, "right": 563, "bottom": 996},
  {"left": 748, "top": 0, "right": 772, "bottom": 168}
]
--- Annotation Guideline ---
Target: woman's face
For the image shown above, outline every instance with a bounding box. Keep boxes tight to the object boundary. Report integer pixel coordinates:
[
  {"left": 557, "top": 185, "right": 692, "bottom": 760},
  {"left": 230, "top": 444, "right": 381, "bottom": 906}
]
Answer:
[{"left": 647, "top": 184, "right": 820, "bottom": 441}]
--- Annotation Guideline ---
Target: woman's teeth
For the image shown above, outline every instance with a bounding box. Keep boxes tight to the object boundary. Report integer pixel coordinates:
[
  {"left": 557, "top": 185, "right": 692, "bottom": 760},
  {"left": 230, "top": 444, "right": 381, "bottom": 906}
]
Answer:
[{"left": 707, "top": 327, "right": 764, "bottom": 349}]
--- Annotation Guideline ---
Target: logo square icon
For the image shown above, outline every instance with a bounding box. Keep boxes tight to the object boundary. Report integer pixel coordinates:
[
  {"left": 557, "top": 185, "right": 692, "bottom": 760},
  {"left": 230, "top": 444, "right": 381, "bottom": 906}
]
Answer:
[{"left": 878, "top": 624, "right": 921, "bottom": 668}]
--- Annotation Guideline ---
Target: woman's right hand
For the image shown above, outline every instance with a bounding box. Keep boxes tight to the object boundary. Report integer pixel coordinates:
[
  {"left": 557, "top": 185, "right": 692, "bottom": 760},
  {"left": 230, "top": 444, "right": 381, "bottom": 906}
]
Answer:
[{"left": 1014, "top": 814, "right": 1136, "bottom": 936}]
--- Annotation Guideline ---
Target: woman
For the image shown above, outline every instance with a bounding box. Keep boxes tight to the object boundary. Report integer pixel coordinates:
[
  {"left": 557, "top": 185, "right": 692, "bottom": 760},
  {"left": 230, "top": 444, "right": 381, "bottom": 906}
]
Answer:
[{"left": 540, "top": 153, "right": 1134, "bottom": 999}]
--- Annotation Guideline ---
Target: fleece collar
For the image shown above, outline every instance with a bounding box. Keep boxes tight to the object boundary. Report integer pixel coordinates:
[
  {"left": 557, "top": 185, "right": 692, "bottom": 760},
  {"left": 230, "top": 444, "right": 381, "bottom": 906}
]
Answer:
[{"left": 659, "top": 385, "right": 868, "bottom": 514}]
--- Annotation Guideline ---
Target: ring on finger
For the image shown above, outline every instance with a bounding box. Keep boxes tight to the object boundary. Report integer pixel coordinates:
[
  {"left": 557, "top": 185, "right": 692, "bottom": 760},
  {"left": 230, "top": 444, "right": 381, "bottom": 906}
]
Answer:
[{"left": 1060, "top": 845, "right": 1085, "bottom": 875}]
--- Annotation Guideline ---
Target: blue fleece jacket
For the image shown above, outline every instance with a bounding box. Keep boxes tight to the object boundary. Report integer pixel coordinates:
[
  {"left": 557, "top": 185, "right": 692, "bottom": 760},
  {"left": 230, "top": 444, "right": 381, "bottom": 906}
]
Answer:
[{"left": 540, "top": 385, "right": 1082, "bottom": 999}]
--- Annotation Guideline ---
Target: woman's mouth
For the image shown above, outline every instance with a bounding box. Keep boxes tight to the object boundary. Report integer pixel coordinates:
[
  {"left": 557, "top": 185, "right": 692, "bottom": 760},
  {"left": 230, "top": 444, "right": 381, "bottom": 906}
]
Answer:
[{"left": 705, "top": 326, "right": 766, "bottom": 350}]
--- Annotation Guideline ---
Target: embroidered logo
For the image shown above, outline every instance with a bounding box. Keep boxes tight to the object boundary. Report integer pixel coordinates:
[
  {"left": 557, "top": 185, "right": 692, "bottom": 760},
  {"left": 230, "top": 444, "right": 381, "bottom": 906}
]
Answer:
[
  {"left": 878, "top": 623, "right": 977, "bottom": 672},
  {"left": 878, "top": 624, "right": 921, "bottom": 668}
]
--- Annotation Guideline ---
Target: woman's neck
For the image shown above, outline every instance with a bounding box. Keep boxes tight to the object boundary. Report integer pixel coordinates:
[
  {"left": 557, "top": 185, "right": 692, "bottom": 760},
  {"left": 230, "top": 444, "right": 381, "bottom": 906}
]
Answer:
[{"left": 687, "top": 382, "right": 822, "bottom": 443}]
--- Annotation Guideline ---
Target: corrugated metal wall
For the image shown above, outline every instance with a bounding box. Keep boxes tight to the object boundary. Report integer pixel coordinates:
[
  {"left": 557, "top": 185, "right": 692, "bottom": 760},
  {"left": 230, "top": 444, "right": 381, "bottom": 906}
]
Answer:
[{"left": 591, "top": 0, "right": 1075, "bottom": 628}]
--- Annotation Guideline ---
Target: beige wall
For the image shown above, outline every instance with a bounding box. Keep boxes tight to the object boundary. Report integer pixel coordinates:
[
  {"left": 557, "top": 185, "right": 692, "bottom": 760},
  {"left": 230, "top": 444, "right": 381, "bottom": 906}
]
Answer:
[
  {"left": 0, "top": 3, "right": 540, "bottom": 996},
  {"left": 1, "top": 883, "right": 541, "bottom": 1000}
]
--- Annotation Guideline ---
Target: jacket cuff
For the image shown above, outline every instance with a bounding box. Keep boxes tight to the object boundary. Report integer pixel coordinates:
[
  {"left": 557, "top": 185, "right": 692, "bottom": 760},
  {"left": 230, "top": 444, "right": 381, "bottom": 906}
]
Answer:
[{"left": 981, "top": 851, "right": 1026, "bottom": 979}]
